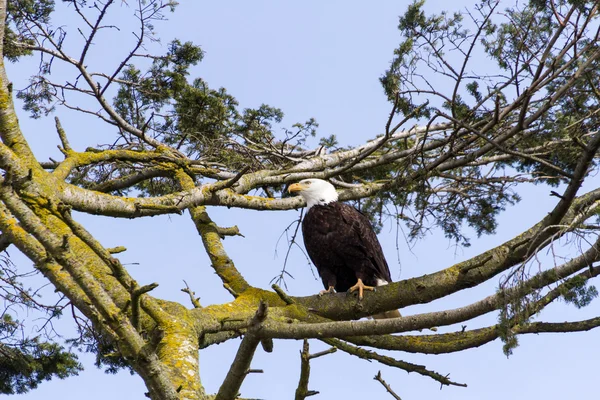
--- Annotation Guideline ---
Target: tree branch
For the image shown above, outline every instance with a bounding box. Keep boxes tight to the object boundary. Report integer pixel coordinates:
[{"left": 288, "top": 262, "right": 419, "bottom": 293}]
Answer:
[
  {"left": 54, "top": 117, "right": 72, "bottom": 152},
  {"left": 181, "top": 280, "right": 201, "bottom": 309},
  {"left": 346, "top": 262, "right": 600, "bottom": 354},
  {"left": 174, "top": 170, "right": 250, "bottom": 295},
  {"left": 374, "top": 371, "right": 403, "bottom": 400},
  {"left": 294, "top": 340, "right": 318, "bottom": 400},
  {"left": 294, "top": 190, "right": 600, "bottom": 320},
  {"left": 323, "top": 338, "right": 466, "bottom": 388},
  {"left": 215, "top": 301, "right": 268, "bottom": 400},
  {"left": 0, "top": 185, "right": 180, "bottom": 399}
]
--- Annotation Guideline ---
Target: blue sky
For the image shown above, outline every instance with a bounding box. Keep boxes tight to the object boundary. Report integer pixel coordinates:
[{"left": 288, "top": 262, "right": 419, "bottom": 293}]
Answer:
[{"left": 9, "top": 1, "right": 600, "bottom": 399}]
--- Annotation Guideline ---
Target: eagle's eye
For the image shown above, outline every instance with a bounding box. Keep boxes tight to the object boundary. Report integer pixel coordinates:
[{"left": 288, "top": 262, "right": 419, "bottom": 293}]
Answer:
[{"left": 305, "top": 181, "right": 312, "bottom": 185}]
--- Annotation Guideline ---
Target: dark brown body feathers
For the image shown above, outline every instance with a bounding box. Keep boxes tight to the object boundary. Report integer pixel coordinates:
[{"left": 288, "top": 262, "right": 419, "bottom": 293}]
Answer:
[{"left": 301, "top": 202, "right": 392, "bottom": 292}]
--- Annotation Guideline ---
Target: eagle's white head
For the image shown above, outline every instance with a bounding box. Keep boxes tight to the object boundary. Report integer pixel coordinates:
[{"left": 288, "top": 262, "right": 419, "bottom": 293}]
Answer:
[{"left": 288, "top": 179, "right": 339, "bottom": 209}]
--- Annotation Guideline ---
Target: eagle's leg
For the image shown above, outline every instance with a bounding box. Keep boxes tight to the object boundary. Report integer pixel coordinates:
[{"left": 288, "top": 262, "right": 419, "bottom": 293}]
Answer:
[
  {"left": 319, "top": 286, "right": 336, "bottom": 296},
  {"left": 348, "top": 278, "right": 375, "bottom": 300},
  {"left": 319, "top": 271, "right": 337, "bottom": 297}
]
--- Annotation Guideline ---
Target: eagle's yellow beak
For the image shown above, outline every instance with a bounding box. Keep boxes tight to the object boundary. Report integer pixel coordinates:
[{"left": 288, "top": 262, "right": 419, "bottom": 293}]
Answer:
[{"left": 288, "top": 183, "right": 304, "bottom": 193}]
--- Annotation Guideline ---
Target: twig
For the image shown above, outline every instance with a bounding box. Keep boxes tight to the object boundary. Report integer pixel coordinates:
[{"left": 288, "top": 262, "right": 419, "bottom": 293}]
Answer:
[
  {"left": 245, "top": 369, "right": 264, "bottom": 375},
  {"left": 223, "top": 283, "right": 239, "bottom": 298},
  {"left": 209, "top": 166, "right": 251, "bottom": 192},
  {"left": 437, "top": 110, "right": 574, "bottom": 179},
  {"left": 216, "top": 225, "right": 245, "bottom": 239},
  {"left": 385, "top": 92, "right": 401, "bottom": 136},
  {"left": 374, "top": 371, "right": 402, "bottom": 400},
  {"left": 106, "top": 246, "right": 127, "bottom": 254},
  {"left": 78, "top": 0, "right": 114, "bottom": 65},
  {"left": 131, "top": 283, "right": 159, "bottom": 330},
  {"left": 181, "top": 280, "right": 201, "bottom": 308},
  {"left": 308, "top": 346, "right": 337, "bottom": 360},
  {"left": 550, "top": 0, "right": 566, "bottom": 26},
  {"left": 295, "top": 340, "right": 337, "bottom": 400},
  {"left": 55, "top": 117, "right": 71, "bottom": 152},
  {"left": 272, "top": 283, "right": 295, "bottom": 305},
  {"left": 271, "top": 210, "right": 305, "bottom": 289},
  {"left": 328, "top": 100, "right": 428, "bottom": 178}
]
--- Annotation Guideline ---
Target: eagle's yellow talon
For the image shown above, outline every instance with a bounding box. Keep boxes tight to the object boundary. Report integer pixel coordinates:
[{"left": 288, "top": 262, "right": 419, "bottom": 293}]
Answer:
[{"left": 348, "top": 278, "right": 375, "bottom": 300}]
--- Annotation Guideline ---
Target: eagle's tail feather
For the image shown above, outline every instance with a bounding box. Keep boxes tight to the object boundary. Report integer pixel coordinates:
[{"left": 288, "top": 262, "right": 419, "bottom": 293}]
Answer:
[{"left": 371, "top": 309, "right": 401, "bottom": 319}]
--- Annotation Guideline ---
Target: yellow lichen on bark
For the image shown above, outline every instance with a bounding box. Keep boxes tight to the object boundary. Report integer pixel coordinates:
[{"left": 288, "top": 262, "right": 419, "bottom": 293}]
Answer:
[
  {"left": 349, "top": 327, "right": 498, "bottom": 354},
  {"left": 0, "top": 144, "right": 203, "bottom": 398},
  {"left": 154, "top": 301, "right": 204, "bottom": 400},
  {"left": 175, "top": 170, "right": 250, "bottom": 294}
]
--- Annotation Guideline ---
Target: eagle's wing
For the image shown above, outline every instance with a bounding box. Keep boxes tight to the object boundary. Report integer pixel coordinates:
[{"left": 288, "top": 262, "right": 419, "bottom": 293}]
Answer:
[
  {"left": 335, "top": 202, "right": 392, "bottom": 283},
  {"left": 301, "top": 205, "right": 349, "bottom": 289}
]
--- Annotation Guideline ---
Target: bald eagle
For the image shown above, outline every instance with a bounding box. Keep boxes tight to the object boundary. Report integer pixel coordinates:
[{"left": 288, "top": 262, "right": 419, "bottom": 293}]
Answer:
[{"left": 288, "top": 179, "right": 400, "bottom": 319}]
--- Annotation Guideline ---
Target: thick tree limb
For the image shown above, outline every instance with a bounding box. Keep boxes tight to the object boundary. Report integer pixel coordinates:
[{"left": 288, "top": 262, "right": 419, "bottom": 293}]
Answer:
[
  {"left": 174, "top": 170, "right": 250, "bottom": 295},
  {"left": 196, "top": 227, "right": 600, "bottom": 346},
  {"left": 347, "top": 262, "right": 600, "bottom": 354},
  {"left": 294, "top": 190, "right": 600, "bottom": 320},
  {"left": 215, "top": 301, "right": 268, "bottom": 400},
  {"left": 0, "top": 185, "right": 180, "bottom": 400}
]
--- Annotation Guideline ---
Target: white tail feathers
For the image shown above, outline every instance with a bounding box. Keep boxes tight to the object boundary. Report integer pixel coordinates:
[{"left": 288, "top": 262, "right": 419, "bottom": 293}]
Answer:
[
  {"left": 372, "top": 309, "right": 402, "bottom": 319},
  {"left": 371, "top": 279, "right": 401, "bottom": 319}
]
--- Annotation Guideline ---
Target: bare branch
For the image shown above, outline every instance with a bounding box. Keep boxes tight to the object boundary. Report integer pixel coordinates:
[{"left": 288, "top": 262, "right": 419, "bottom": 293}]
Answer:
[
  {"left": 323, "top": 338, "right": 467, "bottom": 388},
  {"left": 295, "top": 340, "right": 318, "bottom": 400},
  {"left": 107, "top": 246, "right": 127, "bottom": 254},
  {"left": 54, "top": 116, "right": 71, "bottom": 152},
  {"left": 374, "top": 371, "right": 403, "bottom": 400},
  {"left": 215, "top": 225, "right": 244, "bottom": 239},
  {"left": 181, "top": 280, "right": 201, "bottom": 309},
  {"left": 272, "top": 284, "right": 295, "bottom": 305}
]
